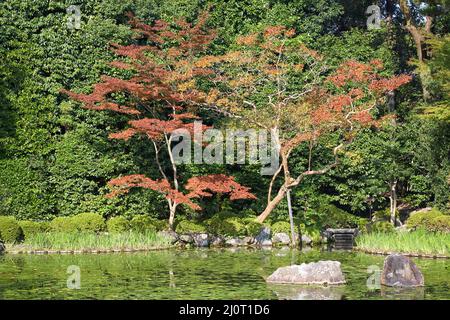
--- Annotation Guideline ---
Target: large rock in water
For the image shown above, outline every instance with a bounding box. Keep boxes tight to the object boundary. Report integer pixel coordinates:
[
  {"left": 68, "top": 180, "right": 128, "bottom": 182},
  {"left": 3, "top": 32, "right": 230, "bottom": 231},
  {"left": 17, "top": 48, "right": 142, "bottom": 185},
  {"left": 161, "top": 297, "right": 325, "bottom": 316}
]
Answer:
[
  {"left": 266, "top": 261, "right": 346, "bottom": 285},
  {"left": 210, "top": 235, "right": 225, "bottom": 247},
  {"left": 192, "top": 233, "right": 209, "bottom": 247},
  {"left": 179, "top": 234, "right": 194, "bottom": 244},
  {"left": 272, "top": 233, "right": 291, "bottom": 245},
  {"left": 225, "top": 237, "right": 247, "bottom": 246},
  {"left": 381, "top": 254, "right": 424, "bottom": 287}
]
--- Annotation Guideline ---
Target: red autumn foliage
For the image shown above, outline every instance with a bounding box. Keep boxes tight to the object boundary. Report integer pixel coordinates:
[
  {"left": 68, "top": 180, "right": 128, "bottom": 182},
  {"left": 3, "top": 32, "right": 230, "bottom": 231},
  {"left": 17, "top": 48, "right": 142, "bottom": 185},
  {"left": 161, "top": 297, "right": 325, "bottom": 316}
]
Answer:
[
  {"left": 185, "top": 174, "right": 257, "bottom": 200},
  {"left": 310, "top": 60, "right": 412, "bottom": 129},
  {"left": 202, "top": 26, "right": 412, "bottom": 223},
  {"left": 61, "top": 11, "right": 255, "bottom": 227},
  {"left": 107, "top": 174, "right": 256, "bottom": 211}
]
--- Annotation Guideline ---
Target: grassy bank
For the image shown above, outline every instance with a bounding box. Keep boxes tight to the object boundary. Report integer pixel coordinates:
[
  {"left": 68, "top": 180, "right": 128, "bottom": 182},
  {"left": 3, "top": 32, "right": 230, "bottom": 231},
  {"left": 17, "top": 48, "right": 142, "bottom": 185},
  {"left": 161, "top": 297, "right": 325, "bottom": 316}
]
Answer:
[
  {"left": 356, "top": 230, "right": 450, "bottom": 257},
  {"left": 5, "top": 231, "right": 172, "bottom": 253}
]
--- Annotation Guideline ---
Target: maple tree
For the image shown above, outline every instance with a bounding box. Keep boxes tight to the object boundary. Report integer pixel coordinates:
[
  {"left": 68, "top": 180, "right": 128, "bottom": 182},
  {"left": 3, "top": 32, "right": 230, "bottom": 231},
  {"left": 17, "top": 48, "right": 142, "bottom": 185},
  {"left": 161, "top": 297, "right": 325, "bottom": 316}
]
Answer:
[
  {"left": 201, "top": 26, "right": 412, "bottom": 223},
  {"left": 62, "top": 11, "right": 255, "bottom": 230}
]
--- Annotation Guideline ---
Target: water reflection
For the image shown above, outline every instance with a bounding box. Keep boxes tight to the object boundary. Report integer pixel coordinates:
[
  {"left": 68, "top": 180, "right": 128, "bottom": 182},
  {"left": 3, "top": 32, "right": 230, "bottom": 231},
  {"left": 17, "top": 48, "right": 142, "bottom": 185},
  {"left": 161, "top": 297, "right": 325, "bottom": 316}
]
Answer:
[
  {"left": 268, "top": 284, "right": 345, "bottom": 300},
  {"left": 0, "top": 249, "right": 447, "bottom": 299},
  {"left": 380, "top": 286, "right": 425, "bottom": 300}
]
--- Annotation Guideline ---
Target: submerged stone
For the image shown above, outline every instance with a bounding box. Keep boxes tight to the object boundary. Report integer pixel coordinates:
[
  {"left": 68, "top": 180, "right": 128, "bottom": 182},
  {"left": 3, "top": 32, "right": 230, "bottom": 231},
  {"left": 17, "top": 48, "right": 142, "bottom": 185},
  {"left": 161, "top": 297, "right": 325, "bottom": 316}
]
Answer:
[
  {"left": 266, "top": 260, "right": 346, "bottom": 285},
  {"left": 381, "top": 254, "right": 424, "bottom": 287}
]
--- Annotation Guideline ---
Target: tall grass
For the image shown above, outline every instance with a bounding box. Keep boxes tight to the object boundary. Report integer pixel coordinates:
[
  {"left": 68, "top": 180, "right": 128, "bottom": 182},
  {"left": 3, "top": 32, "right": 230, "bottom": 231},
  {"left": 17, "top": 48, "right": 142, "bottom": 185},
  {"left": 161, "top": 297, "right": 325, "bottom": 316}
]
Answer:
[
  {"left": 8, "top": 231, "right": 172, "bottom": 251},
  {"left": 356, "top": 230, "right": 450, "bottom": 256}
]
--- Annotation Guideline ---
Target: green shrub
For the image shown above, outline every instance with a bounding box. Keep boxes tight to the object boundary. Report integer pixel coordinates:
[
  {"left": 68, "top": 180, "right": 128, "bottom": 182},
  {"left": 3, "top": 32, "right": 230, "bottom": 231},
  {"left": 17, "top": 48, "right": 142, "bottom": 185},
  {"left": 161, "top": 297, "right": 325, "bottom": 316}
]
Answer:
[
  {"left": 242, "top": 218, "right": 263, "bottom": 237},
  {"left": 40, "top": 221, "right": 51, "bottom": 232},
  {"left": 427, "top": 215, "right": 450, "bottom": 233},
  {"left": 175, "top": 220, "right": 207, "bottom": 234},
  {"left": 241, "top": 209, "right": 257, "bottom": 218},
  {"left": 304, "top": 227, "right": 322, "bottom": 243},
  {"left": 130, "top": 215, "right": 157, "bottom": 233},
  {"left": 0, "top": 216, "right": 22, "bottom": 243},
  {"left": 151, "top": 219, "right": 168, "bottom": 232},
  {"left": 50, "top": 216, "right": 77, "bottom": 233},
  {"left": 206, "top": 215, "right": 246, "bottom": 237},
  {"left": 71, "top": 213, "right": 105, "bottom": 233},
  {"left": 407, "top": 208, "right": 443, "bottom": 231},
  {"left": 356, "top": 218, "right": 369, "bottom": 234},
  {"left": 106, "top": 216, "right": 130, "bottom": 233},
  {"left": 18, "top": 220, "right": 47, "bottom": 239},
  {"left": 270, "top": 221, "right": 291, "bottom": 234},
  {"left": 369, "top": 221, "right": 395, "bottom": 233},
  {"left": 320, "top": 204, "right": 363, "bottom": 229},
  {"left": 372, "top": 208, "right": 398, "bottom": 222}
]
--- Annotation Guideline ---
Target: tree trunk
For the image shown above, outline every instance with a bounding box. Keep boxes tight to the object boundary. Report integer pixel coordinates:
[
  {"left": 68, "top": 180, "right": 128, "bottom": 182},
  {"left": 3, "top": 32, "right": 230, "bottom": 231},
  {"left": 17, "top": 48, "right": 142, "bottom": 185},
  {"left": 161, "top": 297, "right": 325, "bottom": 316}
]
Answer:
[
  {"left": 286, "top": 189, "right": 297, "bottom": 247},
  {"left": 399, "top": 0, "right": 433, "bottom": 102},
  {"left": 168, "top": 202, "right": 177, "bottom": 230},
  {"left": 389, "top": 181, "right": 397, "bottom": 226},
  {"left": 256, "top": 185, "right": 287, "bottom": 223}
]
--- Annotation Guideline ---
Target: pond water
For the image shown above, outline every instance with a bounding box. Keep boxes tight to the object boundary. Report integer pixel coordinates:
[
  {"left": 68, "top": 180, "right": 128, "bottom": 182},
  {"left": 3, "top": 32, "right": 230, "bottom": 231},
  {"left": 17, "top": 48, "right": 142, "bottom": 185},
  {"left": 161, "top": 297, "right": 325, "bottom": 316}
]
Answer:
[{"left": 0, "top": 248, "right": 448, "bottom": 299}]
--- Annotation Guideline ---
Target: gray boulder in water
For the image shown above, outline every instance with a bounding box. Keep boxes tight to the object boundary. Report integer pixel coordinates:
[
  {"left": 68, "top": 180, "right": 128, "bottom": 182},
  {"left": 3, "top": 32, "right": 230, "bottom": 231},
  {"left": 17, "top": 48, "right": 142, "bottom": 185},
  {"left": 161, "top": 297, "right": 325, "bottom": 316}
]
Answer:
[
  {"left": 192, "top": 233, "right": 209, "bottom": 247},
  {"left": 272, "top": 232, "right": 291, "bottom": 245},
  {"left": 225, "top": 238, "right": 247, "bottom": 246},
  {"left": 266, "top": 261, "right": 346, "bottom": 285},
  {"left": 179, "top": 234, "right": 194, "bottom": 244},
  {"left": 381, "top": 254, "right": 424, "bottom": 287},
  {"left": 210, "top": 235, "right": 225, "bottom": 247}
]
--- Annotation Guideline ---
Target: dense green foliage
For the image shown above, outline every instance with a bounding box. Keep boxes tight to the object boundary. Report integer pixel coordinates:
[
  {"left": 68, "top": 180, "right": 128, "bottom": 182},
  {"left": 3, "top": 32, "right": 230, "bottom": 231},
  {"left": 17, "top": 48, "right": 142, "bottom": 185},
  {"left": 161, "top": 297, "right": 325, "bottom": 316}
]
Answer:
[
  {"left": 270, "top": 221, "right": 292, "bottom": 234},
  {"left": 18, "top": 220, "right": 49, "bottom": 240},
  {"left": 129, "top": 214, "right": 167, "bottom": 233},
  {"left": 0, "top": 0, "right": 448, "bottom": 232},
  {"left": 71, "top": 213, "right": 105, "bottom": 233},
  {"left": 175, "top": 220, "right": 208, "bottom": 234},
  {"left": 427, "top": 215, "right": 450, "bottom": 233},
  {"left": 0, "top": 216, "right": 22, "bottom": 242},
  {"left": 369, "top": 221, "right": 396, "bottom": 234},
  {"left": 406, "top": 208, "right": 450, "bottom": 232},
  {"left": 49, "top": 216, "right": 77, "bottom": 233},
  {"left": 106, "top": 216, "right": 130, "bottom": 233}
]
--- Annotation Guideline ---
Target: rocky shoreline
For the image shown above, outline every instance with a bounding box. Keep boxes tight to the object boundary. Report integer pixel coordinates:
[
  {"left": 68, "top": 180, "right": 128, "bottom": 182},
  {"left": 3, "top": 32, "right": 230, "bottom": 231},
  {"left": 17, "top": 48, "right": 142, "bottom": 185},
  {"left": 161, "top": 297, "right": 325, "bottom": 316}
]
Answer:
[
  {"left": 1, "top": 228, "right": 315, "bottom": 255},
  {"left": 158, "top": 228, "right": 314, "bottom": 249}
]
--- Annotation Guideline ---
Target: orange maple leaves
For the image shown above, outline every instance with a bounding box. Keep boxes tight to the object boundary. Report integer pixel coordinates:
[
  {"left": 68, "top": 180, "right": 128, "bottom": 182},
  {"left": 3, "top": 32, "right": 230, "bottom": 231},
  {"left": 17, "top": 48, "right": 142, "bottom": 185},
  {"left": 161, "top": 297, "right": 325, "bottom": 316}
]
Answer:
[
  {"left": 108, "top": 114, "right": 210, "bottom": 141},
  {"left": 311, "top": 59, "right": 412, "bottom": 128},
  {"left": 106, "top": 174, "right": 255, "bottom": 210},
  {"left": 61, "top": 11, "right": 256, "bottom": 214}
]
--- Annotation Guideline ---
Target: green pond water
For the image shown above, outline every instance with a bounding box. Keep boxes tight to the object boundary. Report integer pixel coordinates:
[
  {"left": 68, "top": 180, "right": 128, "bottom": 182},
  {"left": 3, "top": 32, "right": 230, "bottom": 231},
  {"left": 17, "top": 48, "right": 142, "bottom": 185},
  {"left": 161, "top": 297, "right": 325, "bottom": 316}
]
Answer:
[{"left": 0, "top": 248, "right": 448, "bottom": 300}]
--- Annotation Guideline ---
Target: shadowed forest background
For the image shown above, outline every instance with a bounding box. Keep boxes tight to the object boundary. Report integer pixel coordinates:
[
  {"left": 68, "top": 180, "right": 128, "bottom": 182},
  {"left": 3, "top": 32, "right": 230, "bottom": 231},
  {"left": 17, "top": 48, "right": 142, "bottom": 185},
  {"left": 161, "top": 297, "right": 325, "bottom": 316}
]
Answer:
[{"left": 0, "top": 0, "right": 449, "bottom": 230}]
